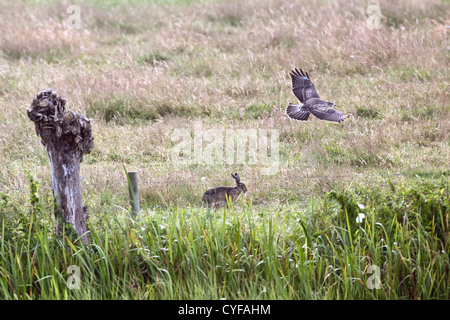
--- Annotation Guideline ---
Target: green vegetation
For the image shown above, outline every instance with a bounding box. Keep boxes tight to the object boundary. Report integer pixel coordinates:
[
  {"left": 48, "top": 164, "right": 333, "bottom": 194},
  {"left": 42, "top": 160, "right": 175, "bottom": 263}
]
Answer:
[
  {"left": 0, "top": 0, "right": 449, "bottom": 299},
  {"left": 1, "top": 176, "right": 448, "bottom": 299},
  {"left": 356, "top": 107, "right": 381, "bottom": 119}
]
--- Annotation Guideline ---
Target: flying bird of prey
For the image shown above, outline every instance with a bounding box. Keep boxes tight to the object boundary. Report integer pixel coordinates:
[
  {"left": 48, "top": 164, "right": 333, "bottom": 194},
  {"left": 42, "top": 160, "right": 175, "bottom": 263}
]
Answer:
[{"left": 286, "top": 68, "right": 347, "bottom": 123}]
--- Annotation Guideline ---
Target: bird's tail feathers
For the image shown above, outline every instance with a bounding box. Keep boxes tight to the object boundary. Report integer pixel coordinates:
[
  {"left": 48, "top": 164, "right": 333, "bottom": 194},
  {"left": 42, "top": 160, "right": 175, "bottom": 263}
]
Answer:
[{"left": 286, "top": 104, "right": 310, "bottom": 121}]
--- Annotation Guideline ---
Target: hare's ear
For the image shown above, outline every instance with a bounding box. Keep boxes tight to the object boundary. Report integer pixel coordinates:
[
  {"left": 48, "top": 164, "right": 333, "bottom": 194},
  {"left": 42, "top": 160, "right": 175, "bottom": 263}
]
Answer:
[{"left": 234, "top": 173, "right": 240, "bottom": 181}]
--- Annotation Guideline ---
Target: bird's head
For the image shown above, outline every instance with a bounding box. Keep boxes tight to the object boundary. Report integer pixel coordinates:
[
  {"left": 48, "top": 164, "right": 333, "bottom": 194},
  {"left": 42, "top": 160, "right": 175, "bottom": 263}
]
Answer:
[{"left": 327, "top": 101, "right": 336, "bottom": 107}]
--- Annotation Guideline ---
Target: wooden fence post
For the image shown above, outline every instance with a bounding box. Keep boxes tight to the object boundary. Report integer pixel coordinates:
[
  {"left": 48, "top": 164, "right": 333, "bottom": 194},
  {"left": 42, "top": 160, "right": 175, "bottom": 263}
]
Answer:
[
  {"left": 27, "top": 89, "right": 93, "bottom": 244},
  {"left": 127, "top": 171, "right": 140, "bottom": 216}
]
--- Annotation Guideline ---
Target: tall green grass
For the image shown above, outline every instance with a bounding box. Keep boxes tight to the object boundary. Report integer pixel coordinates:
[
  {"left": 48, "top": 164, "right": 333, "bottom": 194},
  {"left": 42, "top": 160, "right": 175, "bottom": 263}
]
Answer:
[{"left": 1, "top": 176, "right": 448, "bottom": 299}]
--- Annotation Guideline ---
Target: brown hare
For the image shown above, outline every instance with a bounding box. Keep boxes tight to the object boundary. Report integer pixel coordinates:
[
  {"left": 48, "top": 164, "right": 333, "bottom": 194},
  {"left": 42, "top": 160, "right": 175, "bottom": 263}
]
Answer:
[{"left": 202, "top": 173, "right": 247, "bottom": 209}]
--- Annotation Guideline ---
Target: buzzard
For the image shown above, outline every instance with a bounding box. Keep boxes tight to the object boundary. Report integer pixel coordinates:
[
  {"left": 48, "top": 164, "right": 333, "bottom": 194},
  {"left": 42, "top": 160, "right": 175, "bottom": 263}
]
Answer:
[{"left": 286, "top": 68, "right": 347, "bottom": 123}]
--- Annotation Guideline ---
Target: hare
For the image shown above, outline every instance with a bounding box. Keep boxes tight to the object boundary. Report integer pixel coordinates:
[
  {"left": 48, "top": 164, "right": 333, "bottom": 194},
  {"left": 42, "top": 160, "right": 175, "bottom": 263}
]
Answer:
[{"left": 202, "top": 173, "right": 247, "bottom": 209}]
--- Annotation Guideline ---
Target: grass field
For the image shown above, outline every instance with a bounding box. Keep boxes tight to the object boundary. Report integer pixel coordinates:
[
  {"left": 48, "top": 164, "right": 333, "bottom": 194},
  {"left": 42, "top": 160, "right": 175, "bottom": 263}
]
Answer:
[{"left": 0, "top": 0, "right": 449, "bottom": 300}]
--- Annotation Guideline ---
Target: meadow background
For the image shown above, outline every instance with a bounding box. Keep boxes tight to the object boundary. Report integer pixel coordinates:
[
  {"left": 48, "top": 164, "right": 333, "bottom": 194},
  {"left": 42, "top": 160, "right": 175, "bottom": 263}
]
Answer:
[{"left": 0, "top": 0, "right": 449, "bottom": 299}]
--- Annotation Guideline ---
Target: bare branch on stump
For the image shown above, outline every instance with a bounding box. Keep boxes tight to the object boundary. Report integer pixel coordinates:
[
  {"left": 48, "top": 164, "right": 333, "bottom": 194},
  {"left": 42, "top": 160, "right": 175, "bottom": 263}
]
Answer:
[{"left": 27, "top": 89, "right": 94, "bottom": 244}]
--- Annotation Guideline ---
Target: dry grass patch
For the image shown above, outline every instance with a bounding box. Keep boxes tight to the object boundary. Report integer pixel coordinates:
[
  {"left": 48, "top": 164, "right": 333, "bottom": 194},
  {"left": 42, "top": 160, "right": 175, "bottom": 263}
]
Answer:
[{"left": 0, "top": 0, "right": 448, "bottom": 210}]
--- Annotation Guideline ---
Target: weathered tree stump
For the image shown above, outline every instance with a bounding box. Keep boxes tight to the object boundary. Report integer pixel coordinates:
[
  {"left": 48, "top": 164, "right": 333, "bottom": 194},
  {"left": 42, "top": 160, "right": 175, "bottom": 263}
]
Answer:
[{"left": 27, "top": 89, "right": 94, "bottom": 244}]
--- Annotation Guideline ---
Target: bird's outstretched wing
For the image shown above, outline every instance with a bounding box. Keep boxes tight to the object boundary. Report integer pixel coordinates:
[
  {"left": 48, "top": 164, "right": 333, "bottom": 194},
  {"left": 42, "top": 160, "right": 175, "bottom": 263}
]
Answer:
[
  {"left": 309, "top": 103, "right": 347, "bottom": 123},
  {"left": 290, "top": 68, "right": 320, "bottom": 103}
]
